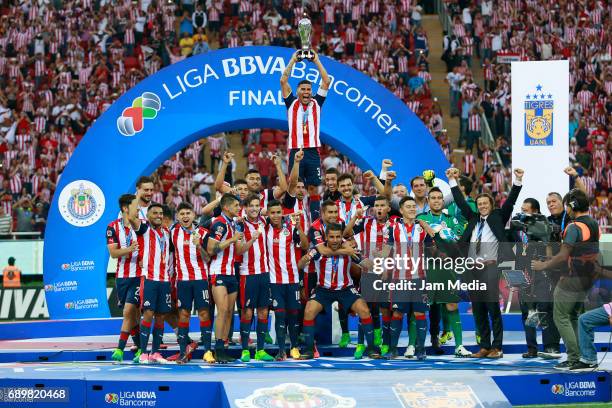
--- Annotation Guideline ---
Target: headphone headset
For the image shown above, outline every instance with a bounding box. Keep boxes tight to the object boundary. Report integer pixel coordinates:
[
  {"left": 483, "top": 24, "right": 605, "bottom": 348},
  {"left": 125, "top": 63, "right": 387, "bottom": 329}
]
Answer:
[{"left": 566, "top": 189, "right": 588, "bottom": 212}]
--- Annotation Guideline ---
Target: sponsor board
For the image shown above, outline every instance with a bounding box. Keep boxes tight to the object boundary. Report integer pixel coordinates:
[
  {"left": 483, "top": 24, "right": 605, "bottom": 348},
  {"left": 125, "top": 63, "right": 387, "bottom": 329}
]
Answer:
[{"left": 0, "top": 287, "right": 119, "bottom": 320}]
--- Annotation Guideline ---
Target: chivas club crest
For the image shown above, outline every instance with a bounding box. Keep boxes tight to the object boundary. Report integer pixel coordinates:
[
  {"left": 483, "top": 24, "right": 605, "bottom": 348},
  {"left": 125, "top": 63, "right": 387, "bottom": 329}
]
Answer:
[
  {"left": 524, "top": 84, "right": 554, "bottom": 146},
  {"left": 235, "top": 383, "right": 355, "bottom": 408},
  {"left": 58, "top": 180, "right": 105, "bottom": 227}
]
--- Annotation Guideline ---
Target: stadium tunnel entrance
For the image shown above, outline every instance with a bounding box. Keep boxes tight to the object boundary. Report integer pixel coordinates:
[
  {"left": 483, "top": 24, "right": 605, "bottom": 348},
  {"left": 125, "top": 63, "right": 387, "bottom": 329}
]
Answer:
[{"left": 43, "top": 46, "right": 449, "bottom": 319}]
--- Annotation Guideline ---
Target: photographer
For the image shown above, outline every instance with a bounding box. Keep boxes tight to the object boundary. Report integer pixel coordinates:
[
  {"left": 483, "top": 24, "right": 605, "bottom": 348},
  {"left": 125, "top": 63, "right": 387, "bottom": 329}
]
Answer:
[
  {"left": 532, "top": 189, "right": 600, "bottom": 371},
  {"left": 512, "top": 198, "right": 560, "bottom": 359}
]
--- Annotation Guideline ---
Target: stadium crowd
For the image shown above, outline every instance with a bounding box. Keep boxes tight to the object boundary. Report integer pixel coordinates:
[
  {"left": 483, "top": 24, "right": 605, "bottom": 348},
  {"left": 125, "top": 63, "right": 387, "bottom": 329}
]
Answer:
[{"left": 441, "top": 0, "right": 611, "bottom": 226}]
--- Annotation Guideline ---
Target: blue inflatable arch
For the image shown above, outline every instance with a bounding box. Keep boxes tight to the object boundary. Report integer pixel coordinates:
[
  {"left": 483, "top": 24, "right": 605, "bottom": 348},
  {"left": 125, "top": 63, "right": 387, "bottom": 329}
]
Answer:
[{"left": 44, "top": 46, "right": 449, "bottom": 319}]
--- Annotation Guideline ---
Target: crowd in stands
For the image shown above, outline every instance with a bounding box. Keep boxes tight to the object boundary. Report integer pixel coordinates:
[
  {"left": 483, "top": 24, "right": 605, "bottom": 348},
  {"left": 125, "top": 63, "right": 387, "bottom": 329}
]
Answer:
[
  {"left": 0, "top": 0, "right": 609, "bottom": 236},
  {"left": 441, "top": 0, "right": 611, "bottom": 227}
]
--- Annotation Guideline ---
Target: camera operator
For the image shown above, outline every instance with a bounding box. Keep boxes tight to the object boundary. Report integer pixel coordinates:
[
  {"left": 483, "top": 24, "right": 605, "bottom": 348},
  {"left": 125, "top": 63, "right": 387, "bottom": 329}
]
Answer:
[
  {"left": 532, "top": 189, "right": 600, "bottom": 371},
  {"left": 512, "top": 198, "right": 560, "bottom": 359}
]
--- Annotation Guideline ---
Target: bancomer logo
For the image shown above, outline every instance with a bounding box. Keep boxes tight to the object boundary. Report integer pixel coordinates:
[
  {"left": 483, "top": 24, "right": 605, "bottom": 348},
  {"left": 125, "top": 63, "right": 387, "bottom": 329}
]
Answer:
[
  {"left": 552, "top": 381, "right": 597, "bottom": 397},
  {"left": 61, "top": 260, "right": 95, "bottom": 272},
  {"left": 117, "top": 92, "right": 161, "bottom": 136},
  {"left": 104, "top": 391, "right": 157, "bottom": 406},
  {"left": 161, "top": 55, "right": 402, "bottom": 136},
  {"left": 45, "top": 280, "right": 78, "bottom": 292},
  {"left": 64, "top": 298, "right": 99, "bottom": 311}
]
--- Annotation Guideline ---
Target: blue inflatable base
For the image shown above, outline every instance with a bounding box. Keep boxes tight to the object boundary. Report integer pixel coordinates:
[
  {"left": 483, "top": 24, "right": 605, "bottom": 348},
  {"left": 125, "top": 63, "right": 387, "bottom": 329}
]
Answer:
[{"left": 0, "top": 378, "right": 229, "bottom": 408}]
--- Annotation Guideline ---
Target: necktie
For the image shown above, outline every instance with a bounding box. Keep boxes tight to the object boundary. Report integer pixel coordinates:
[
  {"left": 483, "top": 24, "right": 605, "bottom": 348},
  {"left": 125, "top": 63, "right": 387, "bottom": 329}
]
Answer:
[{"left": 475, "top": 217, "right": 485, "bottom": 254}]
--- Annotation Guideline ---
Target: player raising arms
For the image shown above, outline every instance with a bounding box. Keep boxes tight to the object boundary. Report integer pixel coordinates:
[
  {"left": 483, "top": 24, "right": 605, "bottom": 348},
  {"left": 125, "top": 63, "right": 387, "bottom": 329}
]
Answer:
[
  {"left": 108, "top": 194, "right": 142, "bottom": 363},
  {"left": 298, "top": 223, "right": 380, "bottom": 360},
  {"left": 170, "top": 202, "right": 215, "bottom": 364},
  {"left": 383, "top": 196, "right": 435, "bottom": 360},
  {"left": 130, "top": 203, "right": 173, "bottom": 364},
  {"left": 281, "top": 50, "right": 331, "bottom": 202}
]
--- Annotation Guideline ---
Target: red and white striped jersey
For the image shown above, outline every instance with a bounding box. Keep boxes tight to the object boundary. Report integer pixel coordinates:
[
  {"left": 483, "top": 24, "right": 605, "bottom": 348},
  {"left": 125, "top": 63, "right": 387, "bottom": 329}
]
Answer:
[
  {"left": 468, "top": 113, "right": 481, "bottom": 131},
  {"left": 285, "top": 90, "right": 326, "bottom": 149},
  {"left": 463, "top": 154, "right": 476, "bottom": 174},
  {"left": 265, "top": 221, "right": 301, "bottom": 284},
  {"left": 171, "top": 223, "right": 208, "bottom": 281},
  {"left": 207, "top": 214, "right": 237, "bottom": 276},
  {"left": 283, "top": 194, "right": 311, "bottom": 233},
  {"left": 336, "top": 195, "right": 376, "bottom": 224},
  {"left": 354, "top": 217, "right": 394, "bottom": 259},
  {"left": 137, "top": 223, "right": 172, "bottom": 282},
  {"left": 107, "top": 219, "right": 141, "bottom": 278},
  {"left": 313, "top": 253, "right": 354, "bottom": 290},
  {"left": 386, "top": 220, "right": 427, "bottom": 280},
  {"left": 238, "top": 217, "right": 268, "bottom": 276}
]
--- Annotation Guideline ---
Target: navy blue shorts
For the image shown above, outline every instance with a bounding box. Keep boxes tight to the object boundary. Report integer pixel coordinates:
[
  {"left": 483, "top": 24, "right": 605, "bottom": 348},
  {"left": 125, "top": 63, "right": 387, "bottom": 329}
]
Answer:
[
  {"left": 177, "top": 279, "right": 210, "bottom": 311},
  {"left": 141, "top": 279, "right": 172, "bottom": 314},
  {"left": 289, "top": 148, "right": 321, "bottom": 187},
  {"left": 240, "top": 273, "right": 270, "bottom": 309},
  {"left": 391, "top": 301, "right": 429, "bottom": 314},
  {"left": 116, "top": 277, "right": 141, "bottom": 308},
  {"left": 210, "top": 274, "right": 238, "bottom": 295},
  {"left": 300, "top": 272, "right": 318, "bottom": 303},
  {"left": 310, "top": 286, "right": 361, "bottom": 312},
  {"left": 270, "top": 283, "right": 301, "bottom": 311}
]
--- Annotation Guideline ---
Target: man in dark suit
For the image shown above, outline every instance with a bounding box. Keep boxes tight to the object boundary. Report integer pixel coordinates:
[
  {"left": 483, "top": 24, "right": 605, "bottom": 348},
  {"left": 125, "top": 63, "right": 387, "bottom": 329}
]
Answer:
[{"left": 446, "top": 167, "right": 524, "bottom": 359}]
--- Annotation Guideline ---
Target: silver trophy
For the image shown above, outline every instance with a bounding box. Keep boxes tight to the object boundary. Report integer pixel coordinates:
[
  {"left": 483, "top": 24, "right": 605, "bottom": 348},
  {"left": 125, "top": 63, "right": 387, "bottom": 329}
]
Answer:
[{"left": 297, "top": 15, "right": 315, "bottom": 61}]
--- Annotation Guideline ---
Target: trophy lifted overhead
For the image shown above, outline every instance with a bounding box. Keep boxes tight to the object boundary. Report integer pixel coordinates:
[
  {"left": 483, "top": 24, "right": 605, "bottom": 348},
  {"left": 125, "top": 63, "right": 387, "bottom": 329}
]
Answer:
[{"left": 297, "top": 13, "right": 315, "bottom": 61}]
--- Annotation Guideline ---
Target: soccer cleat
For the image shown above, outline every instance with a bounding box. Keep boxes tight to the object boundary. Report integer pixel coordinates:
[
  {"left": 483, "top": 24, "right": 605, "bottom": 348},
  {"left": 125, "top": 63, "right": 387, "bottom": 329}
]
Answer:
[
  {"left": 338, "top": 333, "right": 351, "bottom": 348},
  {"left": 149, "top": 352, "right": 168, "bottom": 364},
  {"left": 313, "top": 344, "right": 320, "bottom": 358},
  {"left": 185, "top": 341, "right": 198, "bottom": 360},
  {"left": 289, "top": 347, "right": 301, "bottom": 359},
  {"left": 373, "top": 328, "right": 382, "bottom": 346},
  {"left": 132, "top": 349, "right": 142, "bottom": 363},
  {"left": 380, "top": 345, "right": 389, "bottom": 356},
  {"left": 404, "top": 345, "right": 415, "bottom": 359},
  {"left": 214, "top": 350, "right": 230, "bottom": 364},
  {"left": 265, "top": 332, "right": 274, "bottom": 344},
  {"left": 431, "top": 336, "right": 444, "bottom": 355},
  {"left": 455, "top": 345, "right": 472, "bottom": 358},
  {"left": 275, "top": 351, "right": 288, "bottom": 361},
  {"left": 298, "top": 350, "right": 314, "bottom": 360},
  {"left": 176, "top": 354, "right": 189, "bottom": 365},
  {"left": 203, "top": 350, "right": 216, "bottom": 363},
  {"left": 138, "top": 352, "right": 150, "bottom": 364},
  {"left": 440, "top": 331, "right": 453, "bottom": 345},
  {"left": 240, "top": 350, "right": 251, "bottom": 362},
  {"left": 354, "top": 344, "right": 366, "bottom": 359},
  {"left": 255, "top": 350, "right": 275, "bottom": 362},
  {"left": 416, "top": 348, "right": 426, "bottom": 361},
  {"left": 569, "top": 361, "right": 598, "bottom": 372},
  {"left": 382, "top": 347, "right": 399, "bottom": 360},
  {"left": 365, "top": 346, "right": 382, "bottom": 359},
  {"left": 166, "top": 352, "right": 180, "bottom": 362},
  {"left": 522, "top": 349, "right": 538, "bottom": 359},
  {"left": 111, "top": 348, "right": 124, "bottom": 363}
]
